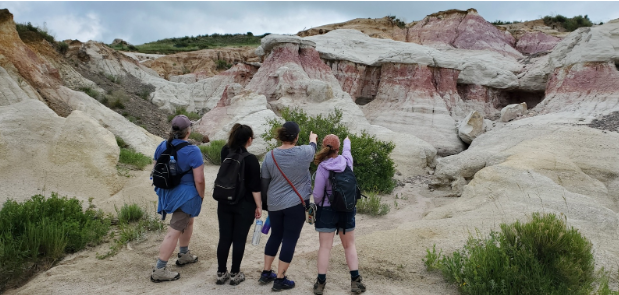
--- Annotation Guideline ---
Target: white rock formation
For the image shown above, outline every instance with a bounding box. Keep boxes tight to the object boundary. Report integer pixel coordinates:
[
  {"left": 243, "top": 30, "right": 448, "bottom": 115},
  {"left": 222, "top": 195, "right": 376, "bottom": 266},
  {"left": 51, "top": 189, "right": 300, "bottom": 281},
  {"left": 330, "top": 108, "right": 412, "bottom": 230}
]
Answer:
[
  {"left": 458, "top": 111, "right": 484, "bottom": 144},
  {"left": 0, "top": 100, "right": 123, "bottom": 204},
  {"left": 500, "top": 102, "right": 527, "bottom": 122}
]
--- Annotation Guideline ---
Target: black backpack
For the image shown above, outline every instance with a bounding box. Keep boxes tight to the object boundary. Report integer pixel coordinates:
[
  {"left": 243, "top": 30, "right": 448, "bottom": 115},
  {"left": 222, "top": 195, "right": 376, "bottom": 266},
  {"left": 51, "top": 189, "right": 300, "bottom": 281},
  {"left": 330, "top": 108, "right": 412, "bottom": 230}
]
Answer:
[
  {"left": 324, "top": 165, "right": 362, "bottom": 212},
  {"left": 152, "top": 141, "right": 191, "bottom": 189},
  {"left": 212, "top": 149, "right": 250, "bottom": 205}
]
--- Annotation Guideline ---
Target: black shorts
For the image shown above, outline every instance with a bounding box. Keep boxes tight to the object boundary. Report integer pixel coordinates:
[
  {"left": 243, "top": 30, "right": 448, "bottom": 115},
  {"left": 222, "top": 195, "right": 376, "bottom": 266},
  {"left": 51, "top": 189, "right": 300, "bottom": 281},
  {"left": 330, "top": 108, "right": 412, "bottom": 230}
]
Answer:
[{"left": 314, "top": 206, "right": 356, "bottom": 234}]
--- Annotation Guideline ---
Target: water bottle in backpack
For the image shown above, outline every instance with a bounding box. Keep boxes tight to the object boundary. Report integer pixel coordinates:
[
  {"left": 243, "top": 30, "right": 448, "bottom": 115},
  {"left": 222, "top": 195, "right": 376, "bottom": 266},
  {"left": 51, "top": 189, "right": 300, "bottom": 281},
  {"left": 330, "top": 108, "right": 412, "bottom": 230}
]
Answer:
[
  {"left": 169, "top": 156, "right": 177, "bottom": 176},
  {"left": 252, "top": 219, "right": 263, "bottom": 246}
]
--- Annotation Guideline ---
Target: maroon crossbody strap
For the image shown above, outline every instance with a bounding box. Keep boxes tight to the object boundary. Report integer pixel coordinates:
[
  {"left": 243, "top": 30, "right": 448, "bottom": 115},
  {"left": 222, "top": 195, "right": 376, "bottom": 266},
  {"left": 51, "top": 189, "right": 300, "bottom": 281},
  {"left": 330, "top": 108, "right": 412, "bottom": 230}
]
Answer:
[{"left": 271, "top": 150, "right": 306, "bottom": 209}]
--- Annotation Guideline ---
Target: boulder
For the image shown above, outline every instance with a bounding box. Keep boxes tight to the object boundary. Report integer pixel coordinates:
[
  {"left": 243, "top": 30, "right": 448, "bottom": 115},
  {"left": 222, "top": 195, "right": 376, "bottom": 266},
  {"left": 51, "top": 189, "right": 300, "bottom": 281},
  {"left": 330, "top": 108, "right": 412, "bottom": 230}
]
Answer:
[
  {"left": 500, "top": 102, "right": 527, "bottom": 122},
  {"left": 111, "top": 38, "right": 129, "bottom": 46},
  {"left": 458, "top": 111, "right": 484, "bottom": 144},
  {"left": 0, "top": 99, "right": 122, "bottom": 205}
]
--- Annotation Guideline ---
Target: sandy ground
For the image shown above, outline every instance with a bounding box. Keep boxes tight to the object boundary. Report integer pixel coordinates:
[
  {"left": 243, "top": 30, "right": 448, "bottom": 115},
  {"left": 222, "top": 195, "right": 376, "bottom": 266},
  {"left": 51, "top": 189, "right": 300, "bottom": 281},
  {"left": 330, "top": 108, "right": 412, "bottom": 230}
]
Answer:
[{"left": 6, "top": 164, "right": 460, "bottom": 295}]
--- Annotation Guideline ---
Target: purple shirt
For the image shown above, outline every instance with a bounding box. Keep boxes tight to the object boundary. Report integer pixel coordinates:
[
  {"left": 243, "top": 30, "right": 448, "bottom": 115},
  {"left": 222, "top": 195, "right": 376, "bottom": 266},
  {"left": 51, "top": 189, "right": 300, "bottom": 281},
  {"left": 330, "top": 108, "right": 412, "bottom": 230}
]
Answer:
[{"left": 313, "top": 138, "right": 352, "bottom": 207}]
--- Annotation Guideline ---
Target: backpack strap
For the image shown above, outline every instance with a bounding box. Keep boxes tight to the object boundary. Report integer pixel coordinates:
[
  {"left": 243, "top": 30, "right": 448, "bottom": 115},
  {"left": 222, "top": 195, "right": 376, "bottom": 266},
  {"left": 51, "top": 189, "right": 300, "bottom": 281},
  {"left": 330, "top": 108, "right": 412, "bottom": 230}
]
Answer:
[
  {"left": 271, "top": 150, "right": 307, "bottom": 210},
  {"left": 168, "top": 141, "right": 192, "bottom": 175}
]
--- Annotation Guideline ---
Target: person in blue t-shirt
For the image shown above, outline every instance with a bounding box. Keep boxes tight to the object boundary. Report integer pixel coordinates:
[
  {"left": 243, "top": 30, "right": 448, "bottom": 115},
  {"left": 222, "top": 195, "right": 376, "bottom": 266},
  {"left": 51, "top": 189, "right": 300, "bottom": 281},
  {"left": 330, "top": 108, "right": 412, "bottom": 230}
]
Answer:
[{"left": 150, "top": 115, "right": 205, "bottom": 283}]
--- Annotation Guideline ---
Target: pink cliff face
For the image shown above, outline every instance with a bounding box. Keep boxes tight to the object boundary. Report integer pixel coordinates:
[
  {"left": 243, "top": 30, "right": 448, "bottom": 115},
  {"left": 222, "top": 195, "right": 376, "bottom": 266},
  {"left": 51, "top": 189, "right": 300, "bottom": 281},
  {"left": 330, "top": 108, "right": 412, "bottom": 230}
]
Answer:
[
  {"left": 406, "top": 11, "right": 521, "bottom": 58},
  {"left": 538, "top": 62, "right": 619, "bottom": 114},
  {"left": 245, "top": 43, "right": 303, "bottom": 99},
  {"left": 219, "top": 63, "right": 258, "bottom": 86},
  {"left": 515, "top": 32, "right": 561, "bottom": 55},
  {"left": 327, "top": 60, "right": 381, "bottom": 104}
]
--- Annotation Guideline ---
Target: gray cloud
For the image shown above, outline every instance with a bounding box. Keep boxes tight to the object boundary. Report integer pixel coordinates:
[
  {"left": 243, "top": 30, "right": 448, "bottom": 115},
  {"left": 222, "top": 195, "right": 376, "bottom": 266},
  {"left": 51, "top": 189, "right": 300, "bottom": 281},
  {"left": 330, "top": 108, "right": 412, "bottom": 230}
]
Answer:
[{"left": 1, "top": 1, "right": 617, "bottom": 45}]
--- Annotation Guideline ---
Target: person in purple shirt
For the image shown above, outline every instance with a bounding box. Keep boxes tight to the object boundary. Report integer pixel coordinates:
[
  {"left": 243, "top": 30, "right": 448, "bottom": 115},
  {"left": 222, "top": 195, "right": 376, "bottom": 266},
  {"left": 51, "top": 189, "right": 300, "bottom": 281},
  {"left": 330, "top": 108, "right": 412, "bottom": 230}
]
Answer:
[{"left": 312, "top": 134, "right": 366, "bottom": 295}]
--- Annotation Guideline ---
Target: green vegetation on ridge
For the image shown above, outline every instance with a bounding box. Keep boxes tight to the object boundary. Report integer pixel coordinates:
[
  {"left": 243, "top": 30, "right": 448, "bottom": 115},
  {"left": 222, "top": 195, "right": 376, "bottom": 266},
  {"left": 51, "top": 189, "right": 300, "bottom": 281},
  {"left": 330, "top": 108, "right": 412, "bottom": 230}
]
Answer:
[{"left": 110, "top": 32, "right": 268, "bottom": 54}]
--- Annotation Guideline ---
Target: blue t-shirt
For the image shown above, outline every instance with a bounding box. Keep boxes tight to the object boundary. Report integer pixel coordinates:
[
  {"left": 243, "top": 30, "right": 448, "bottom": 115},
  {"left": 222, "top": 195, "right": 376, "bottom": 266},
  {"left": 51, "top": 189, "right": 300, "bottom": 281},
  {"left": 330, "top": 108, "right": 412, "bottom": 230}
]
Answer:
[{"left": 153, "top": 139, "right": 204, "bottom": 218}]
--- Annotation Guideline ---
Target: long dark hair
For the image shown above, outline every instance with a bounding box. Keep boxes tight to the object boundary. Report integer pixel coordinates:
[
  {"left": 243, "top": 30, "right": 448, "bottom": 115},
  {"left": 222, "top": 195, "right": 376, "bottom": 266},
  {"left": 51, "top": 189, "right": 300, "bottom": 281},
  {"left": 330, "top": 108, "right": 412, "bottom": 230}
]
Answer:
[
  {"left": 314, "top": 146, "right": 338, "bottom": 165},
  {"left": 227, "top": 123, "right": 254, "bottom": 151},
  {"left": 167, "top": 126, "right": 190, "bottom": 143}
]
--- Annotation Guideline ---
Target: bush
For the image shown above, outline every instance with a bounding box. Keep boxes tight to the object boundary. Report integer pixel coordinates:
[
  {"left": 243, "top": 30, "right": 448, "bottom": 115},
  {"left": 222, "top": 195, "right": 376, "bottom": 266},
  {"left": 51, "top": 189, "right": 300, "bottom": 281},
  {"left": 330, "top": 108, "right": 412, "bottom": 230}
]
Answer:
[
  {"left": 189, "top": 130, "right": 205, "bottom": 142},
  {"left": 79, "top": 87, "right": 99, "bottom": 99},
  {"left": 216, "top": 59, "right": 232, "bottom": 70},
  {"left": 167, "top": 107, "right": 201, "bottom": 122},
  {"left": 57, "top": 41, "right": 68, "bottom": 54},
  {"left": 116, "top": 204, "right": 144, "bottom": 224},
  {"left": 116, "top": 136, "right": 128, "bottom": 148},
  {"left": 261, "top": 108, "right": 397, "bottom": 193},
  {"left": 0, "top": 194, "right": 110, "bottom": 291},
  {"left": 543, "top": 14, "right": 593, "bottom": 32},
  {"left": 424, "top": 213, "right": 597, "bottom": 295},
  {"left": 356, "top": 191, "right": 390, "bottom": 216},
  {"left": 200, "top": 140, "right": 226, "bottom": 165},
  {"left": 119, "top": 148, "right": 152, "bottom": 170}
]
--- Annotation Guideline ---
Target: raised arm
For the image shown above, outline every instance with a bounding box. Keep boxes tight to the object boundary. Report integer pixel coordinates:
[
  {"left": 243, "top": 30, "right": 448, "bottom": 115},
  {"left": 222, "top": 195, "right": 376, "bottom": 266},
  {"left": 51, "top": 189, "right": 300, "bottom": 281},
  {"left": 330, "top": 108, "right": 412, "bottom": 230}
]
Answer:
[{"left": 343, "top": 137, "right": 353, "bottom": 169}]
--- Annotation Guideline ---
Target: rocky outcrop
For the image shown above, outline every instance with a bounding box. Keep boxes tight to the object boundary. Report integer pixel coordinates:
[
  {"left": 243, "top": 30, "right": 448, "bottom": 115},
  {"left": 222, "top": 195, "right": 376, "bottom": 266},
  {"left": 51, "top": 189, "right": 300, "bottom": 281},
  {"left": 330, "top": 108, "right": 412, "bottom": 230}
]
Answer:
[
  {"left": 121, "top": 52, "right": 165, "bottom": 63},
  {"left": 297, "top": 16, "right": 411, "bottom": 40},
  {"left": 0, "top": 99, "right": 123, "bottom": 204},
  {"left": 515, "top": 32, "right": 561, "bottom": 55},
  {"left": 142, "top": 47, "right": 258, "bottom": 79},
  {"left": 500, "top": 102, "right": 527, "bottom": 122},
  {"left": 458, "top": 111, "right": 484, "bottom": 144},
  {"left": 406, "top": 9, "right": 522, "bottom": 58},
  {"left": 0, "top": 9, "right": 160, "bottom": 155}
]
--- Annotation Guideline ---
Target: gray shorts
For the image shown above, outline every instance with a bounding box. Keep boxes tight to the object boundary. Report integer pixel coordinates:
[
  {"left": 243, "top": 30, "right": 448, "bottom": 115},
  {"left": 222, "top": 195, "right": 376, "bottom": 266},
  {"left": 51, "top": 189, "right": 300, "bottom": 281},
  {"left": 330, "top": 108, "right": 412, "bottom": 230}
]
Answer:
[{"left": 169, "top": 209, "right": 192, "bottom": 232}]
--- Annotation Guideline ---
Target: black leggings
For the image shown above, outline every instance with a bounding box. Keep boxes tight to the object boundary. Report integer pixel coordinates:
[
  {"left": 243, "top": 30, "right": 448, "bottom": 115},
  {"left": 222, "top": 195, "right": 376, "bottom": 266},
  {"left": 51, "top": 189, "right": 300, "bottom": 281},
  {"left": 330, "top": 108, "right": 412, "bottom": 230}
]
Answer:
[
  {"left": 217, "top": 200, "right": 255, "bottom": 273},
  {"left": 264, "top": 203, "right": 306, "bottom": 263}
]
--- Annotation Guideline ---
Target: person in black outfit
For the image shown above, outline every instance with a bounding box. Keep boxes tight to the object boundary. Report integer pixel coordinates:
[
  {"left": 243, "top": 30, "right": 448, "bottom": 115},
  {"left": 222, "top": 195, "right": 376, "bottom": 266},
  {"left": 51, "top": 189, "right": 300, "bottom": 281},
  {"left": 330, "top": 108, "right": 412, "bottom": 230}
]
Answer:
[{"left": 216, "top": 124, "right": 262, "bottom": 286}]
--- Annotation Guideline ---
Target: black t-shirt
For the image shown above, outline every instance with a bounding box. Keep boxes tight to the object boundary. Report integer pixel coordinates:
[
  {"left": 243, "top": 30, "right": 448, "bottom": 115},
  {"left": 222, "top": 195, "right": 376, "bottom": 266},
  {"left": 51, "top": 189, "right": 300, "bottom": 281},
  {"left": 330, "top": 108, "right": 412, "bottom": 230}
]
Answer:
[{"left": 220, "top": 145, "right": 261, "bottom": 204}]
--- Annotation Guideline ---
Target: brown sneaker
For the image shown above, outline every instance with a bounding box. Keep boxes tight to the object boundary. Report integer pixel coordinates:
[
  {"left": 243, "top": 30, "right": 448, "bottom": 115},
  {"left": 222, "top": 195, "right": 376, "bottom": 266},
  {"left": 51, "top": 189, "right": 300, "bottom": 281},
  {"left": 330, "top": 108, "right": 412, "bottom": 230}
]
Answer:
[
  {"left": 313, "top": 279, "right": 326, "bottom": 295},
  {"left": 230, "top": 272, "right": 246, "bottom": 286},
  {"left": 351, "top": 275, "right": 366, "bottom": 294},
  {"left": 216, "top": 271, "right": 230, "bottom": 285},
  {"left": 176, "top": 250, "right": 198, "bottom": 266},
  {"left": 150, "top": 266, "right": 180, "bottom": 283}
]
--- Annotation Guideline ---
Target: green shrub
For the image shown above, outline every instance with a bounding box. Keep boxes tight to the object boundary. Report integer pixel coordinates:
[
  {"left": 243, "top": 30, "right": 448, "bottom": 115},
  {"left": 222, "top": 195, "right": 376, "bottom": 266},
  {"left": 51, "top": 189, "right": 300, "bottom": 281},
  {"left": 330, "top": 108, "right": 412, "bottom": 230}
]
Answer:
[
  {"left": 116, "top": 204, "right": 144, "bottom": 224},
  {"left": 57, "top": 41, "right": 68, "bottom": 54},
  {"left": 0, "top": 194, "right": 110, "bottom": 291},
  {"left": 200, "top": 140, "right": 226, "bottom": 165},
  {"left": 543, "top": 14, "right": 593, "bottom": 31},
  {"left": 78, "top": 87, "right": 99, "bottom": 99},
  {"left": 216, "top": 59, "right": 232, "bottom": 70},
  {"left": 189, "top": 130, "right": 204, "bottom": 142},
  {"left": 119, "top": 148, "right": 151, "bottom": 170},
  {"left": 261, "top": 108, "right": 397, "bottom": 193},
  {"left": 167, "top": 107, "right": 201, "bottom": 122},
  {"left": 111, "top": 98, "right": 125, "bottom": 109},
  {"left": 105, "top": 74, "right": 119, "bottom": 84},
  {"left": 356, "top": 191, "right": 390, "bottom": 216},
  {"left": 115, "top": 136, "right": 128, "bottom": 148},
  {"left": 425, "top": 213, "right": 597, "bottom": 295}
]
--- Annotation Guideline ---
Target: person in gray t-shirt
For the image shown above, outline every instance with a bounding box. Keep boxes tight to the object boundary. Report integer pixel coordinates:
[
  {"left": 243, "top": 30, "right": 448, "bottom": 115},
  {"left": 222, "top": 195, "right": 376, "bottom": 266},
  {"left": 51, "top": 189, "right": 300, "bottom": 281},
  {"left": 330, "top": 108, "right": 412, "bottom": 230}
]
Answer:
[{"left": 258, "top": 121, "right": 317, "bottom": 291}]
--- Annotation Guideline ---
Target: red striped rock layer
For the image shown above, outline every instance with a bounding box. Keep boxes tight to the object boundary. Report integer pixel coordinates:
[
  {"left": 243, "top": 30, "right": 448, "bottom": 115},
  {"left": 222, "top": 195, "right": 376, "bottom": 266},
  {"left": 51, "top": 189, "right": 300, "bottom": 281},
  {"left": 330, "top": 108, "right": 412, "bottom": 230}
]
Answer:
[
  {"left": 537, "top": 62, "right": 619, "bottom": 115},
  {"left": 515, "top": 32, "right": 561, "bottom": 55},
  {"left": 361, "top": 63, "right": 465, "bottom": 155},
  {"left": 405, "top": 9, "right": 522, "bottom": 58}
]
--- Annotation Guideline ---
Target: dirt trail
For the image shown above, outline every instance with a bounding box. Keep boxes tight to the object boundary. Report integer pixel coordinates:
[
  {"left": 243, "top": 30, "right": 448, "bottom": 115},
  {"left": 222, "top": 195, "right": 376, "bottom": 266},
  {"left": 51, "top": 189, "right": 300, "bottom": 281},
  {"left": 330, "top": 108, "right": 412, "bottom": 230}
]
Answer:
[{"left": 7, "top": 165, "right": 458, "bottom": 295}]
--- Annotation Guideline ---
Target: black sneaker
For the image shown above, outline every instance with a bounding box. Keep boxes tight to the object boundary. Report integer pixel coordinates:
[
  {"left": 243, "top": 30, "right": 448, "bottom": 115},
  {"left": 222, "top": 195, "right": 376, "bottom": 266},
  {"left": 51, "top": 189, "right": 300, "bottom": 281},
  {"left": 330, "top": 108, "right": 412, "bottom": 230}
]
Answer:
[
  {"left": 258, "top": 270, "right": 277, "bottom": 285},
  {"left": 272, "top": 276, "right": 295, "bottom": 291}
]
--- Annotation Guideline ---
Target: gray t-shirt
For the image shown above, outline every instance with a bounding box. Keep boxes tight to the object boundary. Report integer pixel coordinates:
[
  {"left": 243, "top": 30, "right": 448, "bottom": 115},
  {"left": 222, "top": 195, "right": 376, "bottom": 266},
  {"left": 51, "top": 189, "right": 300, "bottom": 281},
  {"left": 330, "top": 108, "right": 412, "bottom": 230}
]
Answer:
[{"left": 261, "top": 144, "right": 316, "bottom": 211}]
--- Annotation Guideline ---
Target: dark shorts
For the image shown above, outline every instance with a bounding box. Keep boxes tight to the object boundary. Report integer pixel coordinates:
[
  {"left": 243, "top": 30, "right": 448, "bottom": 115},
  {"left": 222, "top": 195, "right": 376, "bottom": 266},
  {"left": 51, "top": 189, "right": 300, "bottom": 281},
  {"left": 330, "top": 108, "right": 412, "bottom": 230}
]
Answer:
[
  {"left": 169, "top": 209, "right": 192, "bottom": 232},
  {"left": 314, "top": 206, "right": 356, "bottom": 234}
]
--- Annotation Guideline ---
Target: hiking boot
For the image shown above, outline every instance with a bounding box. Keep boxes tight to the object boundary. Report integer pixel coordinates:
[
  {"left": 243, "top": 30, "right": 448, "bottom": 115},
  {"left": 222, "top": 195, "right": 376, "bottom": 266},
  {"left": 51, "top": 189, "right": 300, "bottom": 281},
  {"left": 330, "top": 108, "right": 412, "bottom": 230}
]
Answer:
[
  {"left": 351, "top": 275, "right": 366, "bottom": 294},
  {"left": 176, "top": 250, "right": 198, "bottom": 266},
  {"left": 272, "top": 276, "right": 295, "bottom": 292},
  {"left": 229, "top": 272, "right": 246, "bottom": 286},
  {"left": 150, "top": 266, "right": 180, "bottom": 283},
  {"left": 216, "top": 271, "right": 230, "bottom": 285},
  {"left": 313, "top": 279, "right": 326, "bottom": 295},
  {"left": 258, "top": 270, "right": 277, "bottom": 285}
]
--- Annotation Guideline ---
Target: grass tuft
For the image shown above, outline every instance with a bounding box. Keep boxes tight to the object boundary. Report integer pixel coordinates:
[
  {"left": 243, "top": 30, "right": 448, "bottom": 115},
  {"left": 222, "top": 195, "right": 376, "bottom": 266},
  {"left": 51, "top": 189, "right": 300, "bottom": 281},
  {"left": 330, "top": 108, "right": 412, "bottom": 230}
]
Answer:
[
  {"left": 116, "top": 204, "right": 144, "bottom": 224},
  {"left": 119, "top": 148, "right": 151, "bottom": 170},
  {"left": 167, "top": 107, "right": 201, "bottom": 122},
  {"left": 356, "top": 191, "right": 390, "bottom": 216},
  {"left": 200, "top": 140, "right": 226, "bottom": 165}
]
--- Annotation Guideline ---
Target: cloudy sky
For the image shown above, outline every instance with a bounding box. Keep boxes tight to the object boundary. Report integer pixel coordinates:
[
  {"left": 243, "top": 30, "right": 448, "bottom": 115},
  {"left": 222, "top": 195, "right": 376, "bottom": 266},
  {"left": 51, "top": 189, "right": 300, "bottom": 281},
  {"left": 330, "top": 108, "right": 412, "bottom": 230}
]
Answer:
[{"left": 2, "top": 1, "right": 618, "bottom": 45}]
